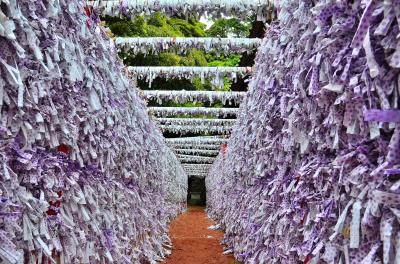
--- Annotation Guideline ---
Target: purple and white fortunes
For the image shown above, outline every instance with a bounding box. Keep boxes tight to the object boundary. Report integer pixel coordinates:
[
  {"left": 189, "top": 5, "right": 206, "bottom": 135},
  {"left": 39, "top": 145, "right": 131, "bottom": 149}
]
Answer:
[
  {"left": 0, "top": 0, "right": 186, "bottom": 263},
  {"left": 207, "top": 1, "right": 400, "bottom": 263}
]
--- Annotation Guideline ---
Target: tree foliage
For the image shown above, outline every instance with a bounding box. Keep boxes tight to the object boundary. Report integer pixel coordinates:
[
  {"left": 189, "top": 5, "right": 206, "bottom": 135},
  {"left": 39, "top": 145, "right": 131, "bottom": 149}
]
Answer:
[{"left": 206, "top": 18, "right": 252, "bottom": 38}]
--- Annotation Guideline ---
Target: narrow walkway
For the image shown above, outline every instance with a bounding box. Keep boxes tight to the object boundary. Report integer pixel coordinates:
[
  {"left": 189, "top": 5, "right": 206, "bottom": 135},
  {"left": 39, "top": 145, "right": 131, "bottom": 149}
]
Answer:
[{"left": 164, "top": 206, "right": 237, "bottom": 264}]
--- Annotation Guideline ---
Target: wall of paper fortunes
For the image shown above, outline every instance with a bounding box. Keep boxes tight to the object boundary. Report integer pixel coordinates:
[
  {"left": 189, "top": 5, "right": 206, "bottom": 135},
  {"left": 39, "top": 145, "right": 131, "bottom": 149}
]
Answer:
[
  {"left": 0, "top": 1, "right": 187, "bottom": 263},
  {"left": 206, "top": 0, "right": 400, "bottom": 263}
]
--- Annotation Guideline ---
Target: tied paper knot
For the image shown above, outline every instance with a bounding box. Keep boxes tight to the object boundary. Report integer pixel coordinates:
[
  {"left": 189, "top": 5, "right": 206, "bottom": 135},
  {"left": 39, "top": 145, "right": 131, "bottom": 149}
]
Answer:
[
  {"left": 103, "top": 229, "right": 114, "bottom": 250},
  {"left": 364, "top": 109, "right": 400, "bottom": 123}
]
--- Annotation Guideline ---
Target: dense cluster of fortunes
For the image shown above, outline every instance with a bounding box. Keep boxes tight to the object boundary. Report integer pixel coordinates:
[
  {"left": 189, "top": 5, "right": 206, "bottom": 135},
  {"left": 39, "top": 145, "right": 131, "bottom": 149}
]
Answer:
[{"left": 1, "top": 0, "right": 400, "bottom": 264}]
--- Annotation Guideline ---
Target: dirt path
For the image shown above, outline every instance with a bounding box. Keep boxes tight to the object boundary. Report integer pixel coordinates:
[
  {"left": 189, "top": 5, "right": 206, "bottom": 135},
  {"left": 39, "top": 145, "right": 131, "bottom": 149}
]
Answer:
[{"left": 163, "top": 206, "right": 237, "bottom": 264}]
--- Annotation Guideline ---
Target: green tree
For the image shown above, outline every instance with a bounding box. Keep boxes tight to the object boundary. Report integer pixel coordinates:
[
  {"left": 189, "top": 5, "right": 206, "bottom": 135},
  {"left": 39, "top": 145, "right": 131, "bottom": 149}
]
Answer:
[{"left": 206, "top": 18, "right": 252, "bottom": 38}]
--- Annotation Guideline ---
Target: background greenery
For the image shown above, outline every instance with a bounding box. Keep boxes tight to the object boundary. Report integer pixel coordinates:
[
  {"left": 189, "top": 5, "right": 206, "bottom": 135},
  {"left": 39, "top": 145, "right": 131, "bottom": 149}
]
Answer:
[{"left": 104, "top": 14, "right": 251, "bottom": 108}]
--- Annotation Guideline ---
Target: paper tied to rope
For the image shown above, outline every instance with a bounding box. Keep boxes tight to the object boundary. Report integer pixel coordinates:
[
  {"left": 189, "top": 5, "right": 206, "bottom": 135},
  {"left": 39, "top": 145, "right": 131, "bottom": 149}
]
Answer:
[
  {"left": 168, "top": 143, "right": 222, "bottom": 150},
  {"left": 174, "top": 148, "right": 219, "bottom": 156},
  {"left": 87, "top": 0, "right": 275, "bottom": 22},
  {"left": 160, "top": 124, "right": 233, "bottom": 135},
  {"left": 115, "top": 37, "right": 261, "bottom": 56},
  {"left": 148, "top": 107, "right": 239, "bottom": 118},
  {"left": 143, "top": 90, "right": 246, "bottom": 105},
  {"left": 166, "top": 136, "right": 228, "bottom": 145},
  {"left": 156, "top": 118, "right": 236, "bottom": 127},
  {"left": 128, "top": 67, "right": 251, "bottom": 89}
]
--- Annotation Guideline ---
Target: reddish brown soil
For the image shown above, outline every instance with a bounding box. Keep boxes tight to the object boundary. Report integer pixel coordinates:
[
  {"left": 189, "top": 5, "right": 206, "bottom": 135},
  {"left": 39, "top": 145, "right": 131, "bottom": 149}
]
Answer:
[{"left": 164, "top": 206, "right": 237, "bottom": 264}]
